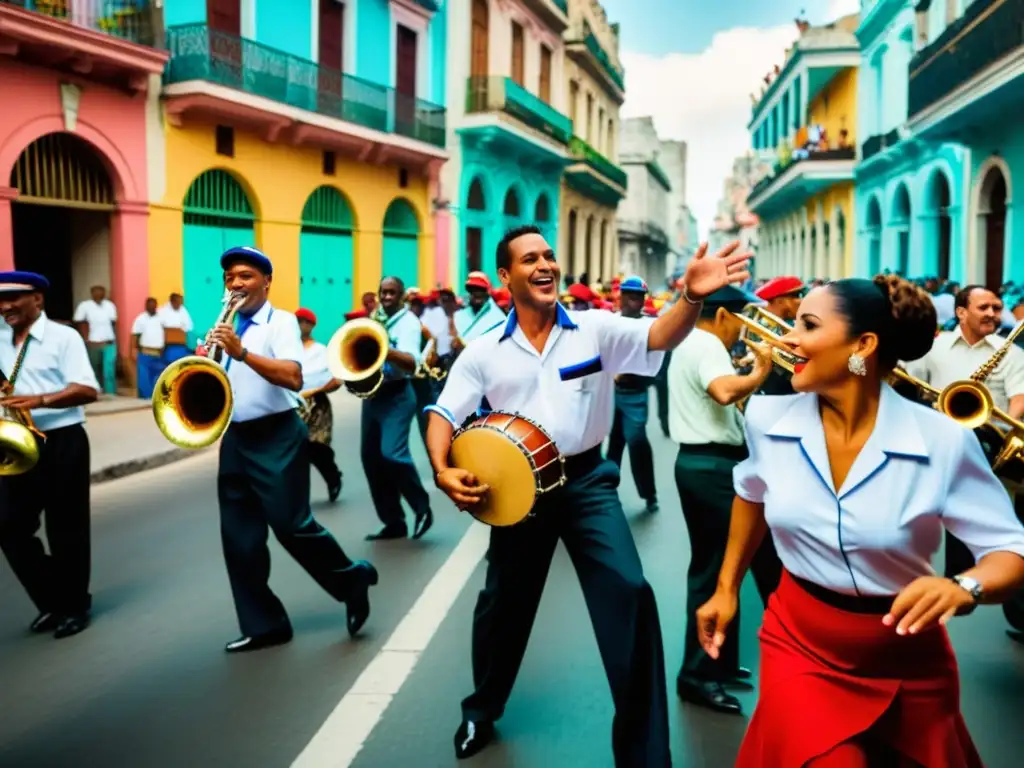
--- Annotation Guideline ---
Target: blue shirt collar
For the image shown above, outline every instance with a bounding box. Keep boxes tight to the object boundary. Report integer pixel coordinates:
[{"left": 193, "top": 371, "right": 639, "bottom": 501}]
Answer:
[{"left": 500, "top": 303, "right": 578, "bottom": 341}]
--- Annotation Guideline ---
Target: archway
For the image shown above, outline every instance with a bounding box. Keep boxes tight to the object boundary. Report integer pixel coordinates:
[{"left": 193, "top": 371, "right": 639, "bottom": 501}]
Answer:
[
  {"left": 382, "top": 197, "right": 420, "bottom": 289},
  {"left": 463, "top": 177, "right": 487, "bottom": 280},
  {"left": 835, "top": 209, "right": 846, "bottom": 277},
  {"left": 822, "top": 221, "right": 831, "bottom": 279},
  {"left": 809, "top": 223, "right": 818, "bottom": 280},
  {"left": 567, "top": 209, "right": 578, "bottom": 277},
  {"left": 926, "top": 170, "right": 952, "bottom": 280},
  {"left": 891, "top": 183, "right": 911, "bottom": 275},
  {"left": 182, "top": 169, "right": 256, "bottom": 336},
  {"left": 600, "top": 219, "right": 609, "bottom": 280},
  {"left": 10, "top": 132, "right": 116, "bottom": 324},
  {"left": 535, "top": 193, "right": 553, "bottom": 245},
  {"left": 300, "top": 186, "right": 355, "bottom": 342},
  {"left": 865, "top": 196, "right": 882, "bottom": 275},
  {"left": 585, "top": 214, "right": 595, "bottom": 280},
  {"left": 978, "top": 166, "right": 1008, "bottom": 290},
  {"left": 503, "top": 187, "right": 521, "bottom": 222}
]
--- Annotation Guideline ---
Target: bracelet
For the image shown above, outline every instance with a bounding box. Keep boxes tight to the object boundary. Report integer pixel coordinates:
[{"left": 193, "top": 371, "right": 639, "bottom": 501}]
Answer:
[
  {"left": 238, "top": 348, "right": 249, "bottom": 363},
  {"left": 681, "top": 285, "right": 703, "bottom": 306}
]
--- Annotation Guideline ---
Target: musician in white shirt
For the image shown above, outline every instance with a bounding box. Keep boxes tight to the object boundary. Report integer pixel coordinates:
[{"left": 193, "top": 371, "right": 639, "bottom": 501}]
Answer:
[
  {"left": 72, "top": 285, "right": 118, "bottom": 394},
  {"left": 699, "top": 275, "right": 1024, "bottom": 767},
  {"left": 296, "top": 308, "right": 342, "bottom": 502},
  {"left": 157, "top": 292, "right": 194, "bottom": 363},
  {"left": 130, "top": 297, "right": 166, "bottom": 399},
  {"left": 425, "top": 229, "right": 751, "bottom": 763}
]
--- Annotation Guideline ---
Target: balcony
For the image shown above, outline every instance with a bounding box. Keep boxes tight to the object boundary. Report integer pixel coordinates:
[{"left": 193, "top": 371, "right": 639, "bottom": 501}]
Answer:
[
  {"left": 618, "top": 218, "right": 669, "bottom": 250},
  {"left": 0, "top": 0, "right": 167, "bottom": 91},
  {"left": 565, "top": 135, "right": 627, "bottom": 206},
  {"left": 860, "top": 128, "right": 901, "bottom": 163},
  {"left": 747, "top": 147, "right": 855, "bottom": 219},
  {"left": 520, "top": 0, "right": 569, "bottom": 33},
  {"left": 565, "top": 20, "right": 625, "bottom": 100},
  {"left": 908, "top": 0, "right": 1024, "bottom": 136},
  {"left": 163, "top": 25, "right": 446, "bottom": 170}
]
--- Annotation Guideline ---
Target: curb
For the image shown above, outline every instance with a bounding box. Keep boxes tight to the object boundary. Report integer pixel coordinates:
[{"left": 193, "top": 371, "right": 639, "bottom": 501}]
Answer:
[{"left": 91, "top": 446, "right": 210, "bottom": 485}]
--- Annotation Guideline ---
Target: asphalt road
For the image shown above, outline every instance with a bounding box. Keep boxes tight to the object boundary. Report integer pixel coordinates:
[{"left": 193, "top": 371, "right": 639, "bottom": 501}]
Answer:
[{"left": 2, "top": 397, "right": 1024, "bottom": 768}]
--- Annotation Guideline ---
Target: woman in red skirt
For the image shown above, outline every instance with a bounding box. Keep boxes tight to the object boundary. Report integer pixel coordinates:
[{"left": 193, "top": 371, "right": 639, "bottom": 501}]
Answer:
[{"left": 698, "top": 275, "right": 1024, "bottom": 767}]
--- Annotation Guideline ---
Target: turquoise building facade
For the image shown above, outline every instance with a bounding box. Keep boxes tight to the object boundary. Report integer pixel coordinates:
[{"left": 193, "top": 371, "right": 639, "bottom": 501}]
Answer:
[{"left": 854, "top": 0, "right": 969, "bottom": 281}]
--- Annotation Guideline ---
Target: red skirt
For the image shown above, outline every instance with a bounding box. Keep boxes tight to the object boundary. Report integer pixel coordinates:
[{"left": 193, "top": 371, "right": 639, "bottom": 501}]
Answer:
[{"left": 736, "top": 570, "right": 983, "bottom": 767}]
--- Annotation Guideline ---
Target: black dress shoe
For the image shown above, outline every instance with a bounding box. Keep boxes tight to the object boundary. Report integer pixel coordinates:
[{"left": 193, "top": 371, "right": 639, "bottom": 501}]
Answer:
[
  {"left": 723, "top": 666, "right": 754, "bottom": 688},
  {"left": 225, "top": 628, "right": 293, "bottom": 653},
  {"left": 413, "top": 508, "right": 433, "bottom": 539},
  {"left": 677, "top": 678, "right": 743, "bottom": 715},
  {"left": 644, "top": 498, "right": 659, "bottom": 514},
  {"left": 1008, "top": 629, "right": 1024, "bottom": 644},
  {"left": 343, "top": 560, "right": 379, "bottom": 637},
  {"left": 366, "top": 524, "right": 408, "bottom": 541},
  {"left": 453, "top": 719, "right": 495, "bottom": 760},
  {"left": 53, "top": 613, "right": 90, "bottom": 639},
  {"left": 30, "top": 612, "right": 59, "bottom": 633},
  {"left": 328, "top": 474, "right": 342, "bottom": 503}
]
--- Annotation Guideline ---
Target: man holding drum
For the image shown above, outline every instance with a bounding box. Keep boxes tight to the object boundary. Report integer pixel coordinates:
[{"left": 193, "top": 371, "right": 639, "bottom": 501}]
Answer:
[{"left": 424, "top": 227, "right": 751, "bottom": 764}]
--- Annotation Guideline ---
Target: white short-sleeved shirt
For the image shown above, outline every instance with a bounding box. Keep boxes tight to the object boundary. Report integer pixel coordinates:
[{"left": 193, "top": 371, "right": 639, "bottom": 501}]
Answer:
[
  {"left": 73, "top": 299, "right": 117, "bottom": 343},
  {"left": 0, "top": 312, "right": 99, "bottom": 431},
  {"left": 226, "top": 301, "right": 302, "bottom": 423},
  {"left": 428, "top": 304, "right": 664, "bottom": 456},
  {"left": 158, "top": 304, "right": 194, "bottom": 332},
  {"left": 421, "top": 306, "right": 452, "bottom": 356},
  {"left": 301, "top": 341, "right": 333, "bottom": 391},
  {"left": 380, "top": 308, "right": 424, "bottom": 381},
  {"left": 734, "top": 385, "right": 1024, "bottom": 596},
  {"left": 131, "top": 312, "right": 165, "bottom": 349},
  {"left": 454, "top": 300, "right": 506, "bottom": 344},
  {"left": 667, "top": 327, "right": 744, "bottom": 446},
  {"left": 906, "top": 326, "right": 1024, "bottom": 413}
]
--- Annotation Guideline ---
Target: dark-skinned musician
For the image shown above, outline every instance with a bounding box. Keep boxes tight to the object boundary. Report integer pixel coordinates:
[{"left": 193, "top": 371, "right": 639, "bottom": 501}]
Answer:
[
  {"left": 424, "top": 226, "right": 751, "bottom": 764},
  {"left": 208, "top": 246, "right": 377, "bottom": 653},
  {"left": 0, "top": 271, "right": 99, "bottom": 639}
]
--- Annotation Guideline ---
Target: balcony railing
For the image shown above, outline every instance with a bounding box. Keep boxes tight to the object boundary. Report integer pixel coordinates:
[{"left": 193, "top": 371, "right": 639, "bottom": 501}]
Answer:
[
  {"left": 749, "top": 147, "right": 855, "bottom": 199},
  {"left": 466, "top": 76, "right": 572, "bottom": 145},
  {"left": 567, "top": 20, "right": 625, "bottom": 91},
  {"left": 2, "top": 0, "right": 158, "bottom": 47},
  {"left": 165, "top": 25, "right": 446, "bottom": 149},
  {"left": 908, "top": 0, "right": 1024, "bottom": 118},
  {"left": 860, "top": 129, "right": 900, "bottom": 162},
  {"left": 568, "top": 136, "right": 627, "bottom": 188}
]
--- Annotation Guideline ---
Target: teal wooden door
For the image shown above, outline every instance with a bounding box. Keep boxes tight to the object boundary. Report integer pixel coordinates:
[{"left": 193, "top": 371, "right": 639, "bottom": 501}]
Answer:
[
  {"left": 382, "top": 234, "right": 419, "bottom": 289},
  {"left": 300, "top": 231, "right": 354, "bottom": 343}
]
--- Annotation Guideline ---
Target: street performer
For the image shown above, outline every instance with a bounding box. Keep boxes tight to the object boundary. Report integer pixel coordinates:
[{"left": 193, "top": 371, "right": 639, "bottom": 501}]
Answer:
[
  {"left": 210, "top": 247, "right": 377, "bottom": 653},
  {"left": 296, "top": 307, "right": 343, "bottom": 503},
  {"left": 698, "top": 275, "right": 1024, "bottom": 767},
  {"left": 0, "top": 271, "right": 99, "bottom": 640},
  {"left": 424, "top": 227, "right": 751, "bottom": 764}
]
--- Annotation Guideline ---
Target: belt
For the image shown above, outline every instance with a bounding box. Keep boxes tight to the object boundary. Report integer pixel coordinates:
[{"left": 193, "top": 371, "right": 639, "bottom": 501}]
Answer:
[
  {"left": 140, "top": 347, "right": 163, "bottom": 356},
  {"left": 562, "top": 445, "right": 603, "bottom": 482},
  {"left": 791, "top": 573, "right": 896, "bottom": 615}
]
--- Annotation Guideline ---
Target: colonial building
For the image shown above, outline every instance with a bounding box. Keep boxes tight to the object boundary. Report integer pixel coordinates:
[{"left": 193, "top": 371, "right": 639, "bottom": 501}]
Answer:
[
  {"left": 906, "top": 0, "right": 1021, "bottom": 289},
  {"left": 154, "top": 0, "right": 449, "bottom": 341},
  {"left": 560, "top": 0, "right": 626, "bottom": 283},
  {"left": 658, "top": 139, "right": 697, "bottom": 273},
  {"left": 708, "top": 155, "right": 768, "bottom": 266},
  {"left": 616, "top": 116, "right": 672, "bottom": 288},
  {"left": 442, "top": 0, "right": 570, "bottom": 287},
  {"left": 746, "top": 14, "right": 860, "bottom": 281},
  {"left": 0, "top": 1, "right": 168, "bottom": 375}
]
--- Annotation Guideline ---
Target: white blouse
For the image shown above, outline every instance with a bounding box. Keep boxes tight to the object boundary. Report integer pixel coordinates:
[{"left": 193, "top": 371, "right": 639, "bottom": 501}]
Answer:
[{"left": 735, "top": 384, "right": 1024, "bottom": 596}]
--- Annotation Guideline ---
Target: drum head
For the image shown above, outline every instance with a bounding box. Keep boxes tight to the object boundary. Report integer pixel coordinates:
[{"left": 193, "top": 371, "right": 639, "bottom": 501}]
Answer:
[{"left": 450, "top": 428, "right": 538, "bottom": 527}]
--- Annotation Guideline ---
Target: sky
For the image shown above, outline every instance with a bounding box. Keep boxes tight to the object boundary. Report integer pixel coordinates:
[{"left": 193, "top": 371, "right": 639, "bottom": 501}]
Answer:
[{"left": 602, "top": 0, "right": 862, "bottom": 239}]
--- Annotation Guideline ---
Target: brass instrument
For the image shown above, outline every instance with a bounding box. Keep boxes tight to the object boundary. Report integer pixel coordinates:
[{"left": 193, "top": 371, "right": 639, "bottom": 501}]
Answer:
[
  {"left": 152, "top": 290, "right": 245, "bottom": 449},
  {"left": 326, "top": 316, "right": 391, "bottom": 399},
  {"left": 0, "top": 381, "right": 44, "bottom": 476},
  {"left": 414, "top": 337, "right": 447, "bottom": 382}
]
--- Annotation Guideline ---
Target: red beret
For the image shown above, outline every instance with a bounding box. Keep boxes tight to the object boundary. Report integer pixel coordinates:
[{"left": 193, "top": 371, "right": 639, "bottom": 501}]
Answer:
[
  {"left": 295, "top": 308, "right": 317, "bottom": 325},
  {"left": 344, "top": 308, "right": 369, "bottom": 321},
  {"left": 465, "top": 271, "right": 492, "bottom": 291},
  {"left": 491, "top": 287, "right": 511, "bottom": 307},
  {"left": 568, "top": 283, "right": 594, "bottom": 302},
  {"left": 755, "top": 276, "right": 805, "bottom": 301}
]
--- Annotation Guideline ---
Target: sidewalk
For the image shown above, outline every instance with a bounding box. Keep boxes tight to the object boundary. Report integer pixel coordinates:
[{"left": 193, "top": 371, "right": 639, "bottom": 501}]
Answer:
[{"left": 84, "top": 392, "right": 358, "bottom": 484}]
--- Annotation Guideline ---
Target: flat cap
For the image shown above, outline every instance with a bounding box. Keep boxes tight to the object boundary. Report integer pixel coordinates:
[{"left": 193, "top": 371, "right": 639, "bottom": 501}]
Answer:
[
  {"left": 0, "top": 270, "right": 49, "bottom": 293},
  {"left": 221, "top": 246, "right": 273, "bottom": 274}
]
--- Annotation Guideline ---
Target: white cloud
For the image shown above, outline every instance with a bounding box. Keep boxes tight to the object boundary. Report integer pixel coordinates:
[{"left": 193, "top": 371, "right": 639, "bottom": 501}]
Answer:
[
  {"left": 620, "top": 24, "right": 799, "bottom": 240},
  {"left": 826, "top": 0, "right": 862, "bottom": 19}
]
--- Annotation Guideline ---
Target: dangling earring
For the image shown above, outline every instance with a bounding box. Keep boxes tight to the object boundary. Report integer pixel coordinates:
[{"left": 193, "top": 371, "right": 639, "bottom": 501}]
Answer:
[{"left": 848, "top": 353, "right": 867, "bottom": 377}]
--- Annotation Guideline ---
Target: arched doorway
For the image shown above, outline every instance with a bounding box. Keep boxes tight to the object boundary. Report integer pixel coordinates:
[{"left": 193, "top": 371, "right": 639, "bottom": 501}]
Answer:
[
  {"left": 567, "top": 209, "right": 578, "bottom": 277},
  {"left": 891, "top": 183, "right": 911, "bottom": 275},
  {"left": 809, "top": 223, "right": 818, "bottom": 279},
  {"left": 822, "top": 221, "right": 830, "bottom": 279},
  {"left": 978, "top": 166, "right": 1008, "bottom": 290},
  {"left": 835, "top": 209, "right": 846, "bottom": 277},
  {"left": 600, "top": 219, "right": 608, "bottom": 280},
  {"left": 503, "top": 187, "right": 521, "bottom": 224},
  {"left": 585, "top": 214, "right": 594, "bottom": 279},
  {"left": 865, "top": 196, "right": 881, "bottom": 275},
  {"left": 182, "top": 169, "right": 256, "bottom": 337},
  {"left": 382, "top": 198, "right": 420, "bottom": 289},
  {"left": 464, "top": 177, "right": 487, "bottom": 280},
  {"left": 299, "top": 186, "right": 355, "bottom": 342},
  {"left": 10, "top": 133, "right": 116, "bottom": 322},
  {"left": 534, "top": 193, "right": 551, "bottom": 245},
  {"left": 927, "top": 171, "right": 952, "bottom": 280}
]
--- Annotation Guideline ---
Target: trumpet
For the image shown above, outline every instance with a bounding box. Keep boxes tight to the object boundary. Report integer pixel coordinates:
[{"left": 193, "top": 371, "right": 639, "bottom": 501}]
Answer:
[
  {"left": 0, "top": 380, "right": 45, "bottom": 475},
  {"left": 152, "top": 290, "right": 245, "bottom": 449},
  {"left": 325, "top": 316, "right": 391, "bottom": 399}
]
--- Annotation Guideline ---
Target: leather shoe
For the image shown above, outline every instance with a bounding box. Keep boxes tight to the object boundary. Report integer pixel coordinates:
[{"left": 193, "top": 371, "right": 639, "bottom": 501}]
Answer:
[
  {"left": 30, "top": 612, "right": 59, "bottom": 633},
  {"left": 644, "top": 498, "right": 659, "bottom": 513},
  {"left": 366, "top": 524, "right": 407, "bottom": 541},
  {"left": 724, "top": 666, "right": 754, "bottom": 688},
  {"left": 225, "top": 628, "right": 293, "bottom": 653},
  {"left": 328, "top": 474, "right": 343, "bottom": 503},
  {"left": 453, "top": 719, "right": 495, "bottom": 760},
  {"left": 53, "top": 613, "right": 90, "bottom": 639},
  {"left": 413, "top": 508, "right": 433, "bottom": 539},
  {"left": 731, "top": 666, "right": 753, "bottom": 680},
  {"left": 344, "top": 561, "right": 379, "bottom": 637},
  {"left": 677, "top": 678, "right": 743, "bottom": 715}
]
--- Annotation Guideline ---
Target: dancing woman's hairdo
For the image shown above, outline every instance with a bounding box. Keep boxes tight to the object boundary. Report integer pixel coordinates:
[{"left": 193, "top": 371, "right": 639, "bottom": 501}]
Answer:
[{"left": 827, "top": 274, "right": 937, "bottom": 367}]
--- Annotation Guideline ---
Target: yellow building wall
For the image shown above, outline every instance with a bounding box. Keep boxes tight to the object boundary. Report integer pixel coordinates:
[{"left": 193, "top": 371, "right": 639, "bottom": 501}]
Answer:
[
  {"left": 148, "top": 118, "right": 436, "bottom": 310},
  {"left": 805, "top": 181, "right": 856, "bottom": 277},
  {"left": 807, "top": 67, "right": 858, "bottom": 146}
]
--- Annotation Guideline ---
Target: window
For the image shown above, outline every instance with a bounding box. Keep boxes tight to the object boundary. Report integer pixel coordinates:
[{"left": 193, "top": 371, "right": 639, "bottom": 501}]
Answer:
[
  {"left": 586, "top": 93, "right": 594, "bottom": 142},
  {"left": 511, "top": 22, "right": 525, "bottom": 86},
  {"left": 215, "top": 125, "right": 234, "bottom": 157},
  {"left": 470, "top": 0, "right": 489, "bottom": 77},
  {"left": 539, "top": 45, "right": 552, "bottom": 103},
  {"left": 569, "top": 80, "right": 579, "bottom": 126}
]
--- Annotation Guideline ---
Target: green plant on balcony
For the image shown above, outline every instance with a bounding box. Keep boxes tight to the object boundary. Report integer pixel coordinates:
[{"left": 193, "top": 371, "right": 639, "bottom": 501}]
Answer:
[{"left": 568, "top": 135, "right": 627, "bottom": 188}]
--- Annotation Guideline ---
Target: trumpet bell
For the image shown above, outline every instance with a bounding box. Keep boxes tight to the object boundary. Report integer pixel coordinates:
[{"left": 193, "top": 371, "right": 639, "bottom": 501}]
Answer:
[
  {"left": 0, "top": 417, "right": 40, "bottom": 475},
  {"left": 935, "top": 380, "right": 994, "bottom": 431},
  {"left": 326, "top": 318, "right": 390, "bottom": 400},
  {"left": 152, "top": 356, "right": 235, "bottom": 449}
]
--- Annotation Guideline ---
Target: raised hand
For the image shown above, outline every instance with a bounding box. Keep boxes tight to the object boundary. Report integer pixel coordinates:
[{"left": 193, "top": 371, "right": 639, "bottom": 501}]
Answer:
[{"left": 683, "top": 241, "right": 752, "bottom": 301}]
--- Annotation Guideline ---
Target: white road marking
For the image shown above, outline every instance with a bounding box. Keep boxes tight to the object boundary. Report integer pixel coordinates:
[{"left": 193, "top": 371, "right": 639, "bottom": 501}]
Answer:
[{"left": 291, "top": 522, "right": 491, "bottom": 768}]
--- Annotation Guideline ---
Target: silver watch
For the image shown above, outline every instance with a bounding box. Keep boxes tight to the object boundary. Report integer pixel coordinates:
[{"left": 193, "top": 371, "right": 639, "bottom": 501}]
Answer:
[{"left": 952, "top": 574, "right": 983, "bottom": 610}]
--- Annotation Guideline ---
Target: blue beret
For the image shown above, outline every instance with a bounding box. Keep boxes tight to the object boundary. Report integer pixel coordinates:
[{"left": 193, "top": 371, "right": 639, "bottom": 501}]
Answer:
[
  {"left": 0, "top": 270, "right": 50, "bottom": 293},
  {"left": 220, "top": 246, "right": 272, "bottom": 275},
  {"left": 703, "top": 284, "right": 760, "bottom": 307},
  {"left": 619, "top": 275, "right": 648, "bottom": 294}
]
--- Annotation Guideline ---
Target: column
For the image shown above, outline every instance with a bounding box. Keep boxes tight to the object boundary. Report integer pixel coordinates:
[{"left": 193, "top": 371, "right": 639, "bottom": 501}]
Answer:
[
  {"left": 110, "top": 200, "right": 151, "bottom": 390},
  {"left": 815, "top": 214, "right": 826, "bottom": 279},
  {"left": 428, "top": 160, "right": 448, "bottom": 290},
  {"left": 0, "top": 186, "right": 17, "bottom": 271}
]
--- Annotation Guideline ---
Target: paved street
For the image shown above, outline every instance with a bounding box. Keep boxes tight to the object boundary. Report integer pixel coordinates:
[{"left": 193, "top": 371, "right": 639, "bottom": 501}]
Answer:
[{"left": 3, "top": 399, "right": 1024, "bottom": 768}]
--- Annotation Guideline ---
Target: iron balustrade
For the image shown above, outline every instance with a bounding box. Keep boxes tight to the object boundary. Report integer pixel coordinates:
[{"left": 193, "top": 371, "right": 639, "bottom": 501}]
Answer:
[
  {"left": 1, "top": 0, "right": 157, "bottom": 47},
  {"left": 465, "top": 76, "right": 572, "bottom": 145},
  {"left": 164, "top": 24, "right": 446, "bottom": 149},
  {"left": 908, "top": 0, "right": 1024, "bottom": 118},
  {"left": 566, "top": 20, "right": 625, "bottom": 91},
  {"left": 568, "top": 136, "right": 628, "bottom": 188},
  {"left": 749, "top": 147, "right": 856, "bottom": 198}
]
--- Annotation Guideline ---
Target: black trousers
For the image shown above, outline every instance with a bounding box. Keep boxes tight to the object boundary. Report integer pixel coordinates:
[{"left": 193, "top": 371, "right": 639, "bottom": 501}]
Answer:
[
  {"left": 218, "top": 410, "right": 357, "bottom": 637},
  {"left": 607, "top": 388, "right": 657, "bottom": 502},
  {"left": 410, "top": 376, "right": 437, "bottom": 449},
  {"left": 462, "top": 453, "right": 671, "bottom": 767},
  {"left": 0, "top": 424, "right": 91, "bottom": 615},
  {"left": 308, "top": 441, "right": 341, "bottom": 486},
  {"left": 653, "top": 351, "right": 671, "bottom": 438}
]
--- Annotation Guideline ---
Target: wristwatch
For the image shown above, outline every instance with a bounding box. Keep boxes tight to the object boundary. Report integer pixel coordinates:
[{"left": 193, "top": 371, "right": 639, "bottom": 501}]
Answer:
[
  {"left": 238, "top": 348, "right": 249, "bottom": 363},
  {"left": 951, "top": 574, "right": 983, "bottom": 613}
]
